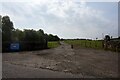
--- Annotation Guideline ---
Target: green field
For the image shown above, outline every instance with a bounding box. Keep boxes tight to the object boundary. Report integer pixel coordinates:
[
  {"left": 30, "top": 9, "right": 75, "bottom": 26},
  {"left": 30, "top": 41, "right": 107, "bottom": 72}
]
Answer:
[
  {"left": 48, "top": 41, "right": 60, "bottom": 48},
  {"left": 64, "top": 40, "right": 103, "bottom": 49}
]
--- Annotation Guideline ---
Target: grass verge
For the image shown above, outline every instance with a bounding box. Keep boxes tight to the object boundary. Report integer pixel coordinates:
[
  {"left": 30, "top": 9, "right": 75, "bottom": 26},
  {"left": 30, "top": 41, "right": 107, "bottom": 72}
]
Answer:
[{"left": 48, "top": 41, "right": 60, "bottom": 48}]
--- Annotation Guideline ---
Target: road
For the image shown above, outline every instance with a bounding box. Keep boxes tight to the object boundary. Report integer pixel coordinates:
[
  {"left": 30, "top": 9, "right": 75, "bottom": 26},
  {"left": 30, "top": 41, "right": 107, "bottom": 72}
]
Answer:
[
  {"left": 3, "top": 62, "right": 83, "bottom": 78},
  {"left": 2, "top": 41, "right": 118, "bottom": 78}
]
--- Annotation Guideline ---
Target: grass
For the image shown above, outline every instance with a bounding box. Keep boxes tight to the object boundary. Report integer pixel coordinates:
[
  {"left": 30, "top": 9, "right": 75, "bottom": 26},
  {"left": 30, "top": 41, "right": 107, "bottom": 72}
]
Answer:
[
  {"left": 64, "top": 40, "right": 103, "bottom": 49},
  {"left": 48, "top": 41, "right": 60, "bottom": 48}
]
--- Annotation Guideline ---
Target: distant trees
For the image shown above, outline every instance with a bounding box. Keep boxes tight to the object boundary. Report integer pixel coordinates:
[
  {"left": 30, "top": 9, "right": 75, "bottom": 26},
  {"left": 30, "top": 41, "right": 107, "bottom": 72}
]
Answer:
[
  {"left": 2, "top": 15, "right": 60, "bottom": 52},
  {"left": 47, "top": 34, "right": 60, "bottom": 41}
]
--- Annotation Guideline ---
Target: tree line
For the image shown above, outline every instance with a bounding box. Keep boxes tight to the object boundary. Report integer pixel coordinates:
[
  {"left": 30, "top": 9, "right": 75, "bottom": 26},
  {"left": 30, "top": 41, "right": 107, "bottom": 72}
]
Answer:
[{"left": 1, "top": 15, "right": 60, "bottom": 52}]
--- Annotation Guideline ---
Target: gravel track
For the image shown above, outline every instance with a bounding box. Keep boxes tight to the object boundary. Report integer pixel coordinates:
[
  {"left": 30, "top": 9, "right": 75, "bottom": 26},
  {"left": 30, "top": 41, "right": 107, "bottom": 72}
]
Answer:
[{"left": 2, "top": 41, "right": 118, "bottom": 78}]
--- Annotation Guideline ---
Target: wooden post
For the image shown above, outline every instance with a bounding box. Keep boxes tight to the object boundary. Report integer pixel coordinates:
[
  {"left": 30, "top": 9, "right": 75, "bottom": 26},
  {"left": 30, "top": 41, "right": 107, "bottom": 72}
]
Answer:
[
  {"left": 85, "top": 40, "right": 86, "bottom": 47},
  {"left": 116, "top": 45, "right": 118, "bottom": 52},
  {"left": 89, "top": 41, "right": 91, "bottom": 48},
  {"left": 71, "top": 44, "right": 73, "bottom": 49}
]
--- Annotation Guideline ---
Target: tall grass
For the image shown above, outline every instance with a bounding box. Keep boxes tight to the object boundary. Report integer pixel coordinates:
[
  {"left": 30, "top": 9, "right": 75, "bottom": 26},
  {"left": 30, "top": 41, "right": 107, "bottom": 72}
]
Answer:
[{"left": 64, "top": 40, "right": 103, "bottom": 49}]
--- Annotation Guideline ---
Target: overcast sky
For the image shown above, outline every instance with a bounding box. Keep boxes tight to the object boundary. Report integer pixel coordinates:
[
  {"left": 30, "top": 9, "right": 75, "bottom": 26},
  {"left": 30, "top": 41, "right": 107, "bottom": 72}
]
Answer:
[{"left": 0, "top": 0, "right": 118, "bottom": 39}]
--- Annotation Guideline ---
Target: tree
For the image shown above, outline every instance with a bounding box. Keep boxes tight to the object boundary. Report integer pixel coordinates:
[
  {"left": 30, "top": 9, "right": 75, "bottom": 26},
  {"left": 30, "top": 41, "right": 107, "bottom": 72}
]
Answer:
[
  {"left": 54, "top": 35, "right": 60, "bottom": 41},
  {"left": 105, "top": 35, "right": 110, "bottom": 41},
  {"left": 22, "top": 29, "right": 48, "bottom": 50},
  {"left": 2, "top": 16, "right": 14, "bottom": 42},
  {"left": 103, "top": 35, "right": 111, "bottom": 50},
  {"left": 1, "top": 15, "right": 60, "bottom": 52},
  {"left": 12, "top": 29, "right": 24, "bottom": 41},
  {"left": 48, "top": 34, "right": 54, "bottom": 41},
  {"left": 48, "top": 34, "right": 60, "bottom": 41},
  {"left": 2, "top": 16, "right": 14, "bottom": 52}
]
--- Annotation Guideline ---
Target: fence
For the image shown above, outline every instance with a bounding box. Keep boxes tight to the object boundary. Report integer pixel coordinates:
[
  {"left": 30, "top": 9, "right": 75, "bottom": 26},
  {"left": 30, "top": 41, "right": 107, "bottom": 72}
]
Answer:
[
  {"left": 65, "top": 39, "right": 120, "bottom": 52},
  {"left": 103, "top": 40, "right": 120, "bottom": 52},
  {"left": 65, "top": 40, "right": 103, "bottom": 49}
]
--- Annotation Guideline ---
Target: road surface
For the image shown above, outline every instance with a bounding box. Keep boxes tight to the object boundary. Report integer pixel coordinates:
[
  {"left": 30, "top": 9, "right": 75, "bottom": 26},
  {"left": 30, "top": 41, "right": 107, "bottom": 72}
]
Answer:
[{"left": 2, "top": 41, "right": 118, "bottom": 78}]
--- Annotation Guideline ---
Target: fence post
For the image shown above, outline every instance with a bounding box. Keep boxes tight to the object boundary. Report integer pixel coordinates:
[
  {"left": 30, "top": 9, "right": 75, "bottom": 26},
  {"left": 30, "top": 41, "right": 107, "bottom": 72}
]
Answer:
[
  {"left": 90, "top": 42, "right": 91, "bottom": 48},
  {"left": 116, "top": 45, "right": 118, "bottom": 52},
  {"left": 85, "top": 41, "right": 86, "bottom": 47}
]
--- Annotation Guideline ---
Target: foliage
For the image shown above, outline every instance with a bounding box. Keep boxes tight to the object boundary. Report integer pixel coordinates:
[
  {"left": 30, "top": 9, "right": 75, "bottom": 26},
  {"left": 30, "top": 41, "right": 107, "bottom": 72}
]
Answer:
[
  {"left": 105, "top": 35, "right": 110, "bottom": 41},
  {"left": 11, "top": 29, "right": 48, "bottom": 51},
  {"left": 12, "top": 29, "right": 24, "bottom": 41},
  {"left": 2, "top": 15, "right": 60, "bottom": 52},
  {"left": 46, "top": 34, "right": 60, "bottom": 41},
  {"left": 2, "top": 16, "right": 14, "bottom": 42},
  {"left": 2, "top": 16, "right": 14, "bottom": 52}
]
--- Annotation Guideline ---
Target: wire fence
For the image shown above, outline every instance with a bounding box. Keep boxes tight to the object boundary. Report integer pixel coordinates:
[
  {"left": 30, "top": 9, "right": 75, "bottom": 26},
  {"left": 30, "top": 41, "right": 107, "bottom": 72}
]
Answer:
[
  {"left": 65, "top": 40, "right": 103, "bottom": 49},
  {"left": 65, "top": 40, "right": 120, "bottom": 52}
]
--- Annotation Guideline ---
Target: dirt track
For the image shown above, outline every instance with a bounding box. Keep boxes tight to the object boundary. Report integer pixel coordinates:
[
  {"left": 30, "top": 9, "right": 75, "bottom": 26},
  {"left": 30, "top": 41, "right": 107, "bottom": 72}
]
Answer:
[{"left": 2, "top": 41, "right": 118, "bottom": 78}]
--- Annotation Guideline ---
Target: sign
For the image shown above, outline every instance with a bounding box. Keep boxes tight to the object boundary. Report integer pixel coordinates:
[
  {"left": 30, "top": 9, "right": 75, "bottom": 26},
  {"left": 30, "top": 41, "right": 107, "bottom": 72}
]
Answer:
[{"left": 10, "top": 43, "right": 20, "bottom": 51}]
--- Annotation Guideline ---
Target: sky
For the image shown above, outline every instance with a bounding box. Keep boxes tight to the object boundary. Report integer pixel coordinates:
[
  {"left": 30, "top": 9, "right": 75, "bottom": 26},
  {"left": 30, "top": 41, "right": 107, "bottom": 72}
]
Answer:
[{"left": 0, "top": 0, "right": 119, "bottom": 39}]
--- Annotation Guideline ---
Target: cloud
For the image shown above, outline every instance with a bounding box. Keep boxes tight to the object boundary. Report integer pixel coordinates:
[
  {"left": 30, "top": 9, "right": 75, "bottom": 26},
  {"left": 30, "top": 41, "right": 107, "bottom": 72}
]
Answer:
[{"left": 1, "top": 0, "right": 118, "bottom": 39}]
